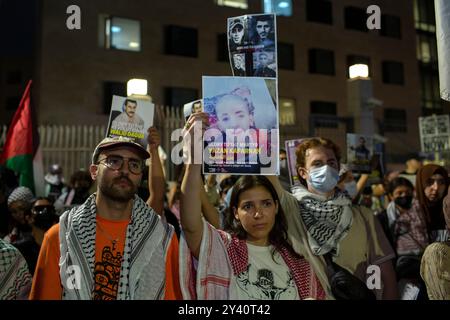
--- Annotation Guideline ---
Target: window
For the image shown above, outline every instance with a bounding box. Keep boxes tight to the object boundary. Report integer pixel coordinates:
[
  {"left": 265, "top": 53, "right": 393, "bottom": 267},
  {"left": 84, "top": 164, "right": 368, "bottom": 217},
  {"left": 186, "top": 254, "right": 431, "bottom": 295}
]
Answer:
[
  {"left": 105, "top": 17, "right": 141, "bottom": 52},
  {"left": 344, "top": 6, "right": 367, "bottom": 32},
  {"left": 279, "top": 98, "right": 296, "bottom": 125},
  {"left": 217, "top": 33, "right": 228, "bottom": 62},
  {"left": 103, "top": 81, "right": 126, "bottom": 115},
  {"left": 306, "top": 0, "right": 332, "bottom": 25},
  {"left": 417, "top": 31, "right": 438, "bottom": 64},
  {"left": 263, "top": 0, "right": 292, "bottom": 17},
  {"left": 165, "top": 25, "right": 198, "bottom": 57},
  {"left": 383, "top": 108, "right": 407, "bottom": 132},
  {"left": 165, "top": 87, "right": 198, "bottom": 107},
  {"left": 382, "top": 61, "right": 404, "bottom": 85},
  {"left": 6, "top": 71, "right": 22, "bottom": 85},
  {"left": 310, "top": 101, "right": 337, "bottom": 128},
  {"left": 419, "top": 65, "right": 441, "bottom": 110},
  {"left": 215, "top": 0, "right": 248, "bottom": 9},
  {"left": 347, "top": 55, "right": 371, "bottom": 78},
  {"left": 308, "top": 49, "right": 335, "bottom": 75},
  {"left": 414, "top": 0, "right": 436, "bottom": 32},
  {"left": 380, "top": 14, "right": 401, "bottom": 39},
  {"left": 278, "top": 42, "right": 294, "bottom": 70}
]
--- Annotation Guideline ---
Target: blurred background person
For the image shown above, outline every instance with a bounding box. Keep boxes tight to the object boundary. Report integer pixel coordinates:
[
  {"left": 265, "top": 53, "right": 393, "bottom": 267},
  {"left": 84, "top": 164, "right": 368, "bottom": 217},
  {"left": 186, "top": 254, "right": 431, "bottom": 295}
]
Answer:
[
  {"left": 377, "top": 177, "right": 429, "bottom": 299},
  {"left": 54, "top": 169, "right": 93, "bottom": 214},
  {"left": 4, "top": 187, "right": 34, "bottom": 244},
  {"left": 416, "top": 164, "right": 449, "bottom": 242},
  {"left": 44, "top": 163, "right": 65, "bottom": 204},
  {"left": 399, "top": 158, "right": 422, "bottom": 186},
  {"left": 14, "top": 197, "right": 58, "bottom": 275}
]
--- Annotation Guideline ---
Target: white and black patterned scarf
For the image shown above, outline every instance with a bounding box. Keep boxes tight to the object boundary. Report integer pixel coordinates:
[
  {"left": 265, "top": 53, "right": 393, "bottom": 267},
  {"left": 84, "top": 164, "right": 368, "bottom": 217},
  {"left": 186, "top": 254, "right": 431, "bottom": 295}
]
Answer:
[
  {"left": 59, "top": 194, "right": 173, "bottom": 300},
  {"left": 291, "top": 186, "right": 353, "bottom": 257}
]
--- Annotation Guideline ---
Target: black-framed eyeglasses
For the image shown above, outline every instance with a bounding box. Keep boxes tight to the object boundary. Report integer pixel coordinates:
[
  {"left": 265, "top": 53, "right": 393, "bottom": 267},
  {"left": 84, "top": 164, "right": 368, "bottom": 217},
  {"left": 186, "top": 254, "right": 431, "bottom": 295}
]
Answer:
[{"left": 97, "top": 155, "right": 144, "bottom": 175}]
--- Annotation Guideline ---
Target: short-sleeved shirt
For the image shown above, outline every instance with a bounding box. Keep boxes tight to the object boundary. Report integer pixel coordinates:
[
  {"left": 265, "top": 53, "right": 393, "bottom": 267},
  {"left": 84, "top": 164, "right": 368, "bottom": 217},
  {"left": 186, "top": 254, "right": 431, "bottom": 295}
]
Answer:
[
  {"left": 29, "top": 218, "right": 182, "bottom": 300},
  {"left": 229, "top": 243, "right": 299, "bottom": 300}
]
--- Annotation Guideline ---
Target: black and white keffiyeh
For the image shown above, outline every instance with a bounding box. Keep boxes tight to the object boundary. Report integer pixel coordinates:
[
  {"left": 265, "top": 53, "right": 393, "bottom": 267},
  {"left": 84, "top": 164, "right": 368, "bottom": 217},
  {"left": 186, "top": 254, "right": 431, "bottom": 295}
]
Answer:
[
  {"left": 59, "top": 194, "right": 173, "bottom": 300},
  {"left": 291, "top": 186, "right": 353, "bottom": 257}
]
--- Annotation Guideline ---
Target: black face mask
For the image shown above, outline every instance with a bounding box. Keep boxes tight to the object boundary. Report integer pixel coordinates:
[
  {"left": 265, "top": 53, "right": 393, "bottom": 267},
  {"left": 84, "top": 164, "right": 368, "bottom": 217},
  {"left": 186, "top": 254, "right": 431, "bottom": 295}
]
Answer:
[
  {"left": 394, "top": 196, "right": 413, "bottom": 210},
  {"left": 32, "top": 206, "right": 57, "bottom": 231}
]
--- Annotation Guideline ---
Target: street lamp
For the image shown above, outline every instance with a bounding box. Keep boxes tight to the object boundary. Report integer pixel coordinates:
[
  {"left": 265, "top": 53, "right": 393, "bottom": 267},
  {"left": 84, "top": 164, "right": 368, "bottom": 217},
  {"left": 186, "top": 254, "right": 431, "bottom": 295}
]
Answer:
[
  {"left": 127, "top": 78, "right": 152, "bottom": 101},
  {"left": 349, "top": 64, "right": 369, "bottom": 79},
  {"left": 347, "top": 64, "right": 382, "bottom": 136}
]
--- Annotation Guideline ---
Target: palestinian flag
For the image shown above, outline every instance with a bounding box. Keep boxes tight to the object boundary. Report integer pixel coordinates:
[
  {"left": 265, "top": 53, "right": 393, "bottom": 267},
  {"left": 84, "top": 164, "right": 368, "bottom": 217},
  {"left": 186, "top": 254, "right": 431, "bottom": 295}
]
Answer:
[{"left": 0, "top": 80, "right": 44, "bottom": 195}]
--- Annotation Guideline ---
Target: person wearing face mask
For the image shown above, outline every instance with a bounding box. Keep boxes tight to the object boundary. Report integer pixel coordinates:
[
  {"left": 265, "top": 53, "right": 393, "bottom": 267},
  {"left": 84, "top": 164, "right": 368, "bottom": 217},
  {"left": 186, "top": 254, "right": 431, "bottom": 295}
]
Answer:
[
  {"left": 267, "top": 137, "right": 398, "bottom": 299},
  {"left": 376, "top": 177, "right": 429, "bottom": 299},
  {"left": 13, "top": 197, "right": 59, "bottom": 275}
]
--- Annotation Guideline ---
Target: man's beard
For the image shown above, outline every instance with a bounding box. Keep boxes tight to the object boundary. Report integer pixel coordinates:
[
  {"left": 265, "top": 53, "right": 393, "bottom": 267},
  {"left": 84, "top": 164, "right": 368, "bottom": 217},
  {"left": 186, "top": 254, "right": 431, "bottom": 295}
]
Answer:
[{"left": 99, "top": 175, "right": 138, "bottom": 202}]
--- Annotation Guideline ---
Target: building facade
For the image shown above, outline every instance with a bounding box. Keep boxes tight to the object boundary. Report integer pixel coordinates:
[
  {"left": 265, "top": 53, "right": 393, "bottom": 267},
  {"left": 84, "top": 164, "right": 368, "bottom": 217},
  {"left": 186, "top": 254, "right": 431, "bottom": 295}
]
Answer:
[{"left": 2, "top": 0, "right": 436, "bottom": 166}]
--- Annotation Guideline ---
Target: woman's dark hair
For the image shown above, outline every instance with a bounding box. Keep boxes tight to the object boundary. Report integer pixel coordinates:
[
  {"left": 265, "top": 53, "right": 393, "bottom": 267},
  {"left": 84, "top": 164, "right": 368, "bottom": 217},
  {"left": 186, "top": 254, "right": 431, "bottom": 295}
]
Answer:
[
  {"left": 387, "top": 177, "right": 414, "bottom": 195},
  {"left": 225, "top": 175, "right": 299, "bottom": 259},
  {"left": 69, "top": 170, "right": 93, "bottom": 188},
  {"left": 219, "top": 176, "right": 237, "bottom": 196}
]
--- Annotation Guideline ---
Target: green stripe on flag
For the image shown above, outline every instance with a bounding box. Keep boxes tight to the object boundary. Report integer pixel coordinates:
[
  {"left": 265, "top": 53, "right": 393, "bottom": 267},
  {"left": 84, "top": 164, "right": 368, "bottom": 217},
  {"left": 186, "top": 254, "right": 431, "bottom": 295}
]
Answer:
[{"left": 5, "top": 154, "right": 34, "bottom": 192}]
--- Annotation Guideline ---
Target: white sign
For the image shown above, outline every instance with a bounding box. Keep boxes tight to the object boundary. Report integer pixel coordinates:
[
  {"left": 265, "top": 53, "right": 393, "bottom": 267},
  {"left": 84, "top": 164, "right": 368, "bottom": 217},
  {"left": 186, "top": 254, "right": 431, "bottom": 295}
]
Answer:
[{"left": 419, "top": 114, "right": 450, "bottom": 153}]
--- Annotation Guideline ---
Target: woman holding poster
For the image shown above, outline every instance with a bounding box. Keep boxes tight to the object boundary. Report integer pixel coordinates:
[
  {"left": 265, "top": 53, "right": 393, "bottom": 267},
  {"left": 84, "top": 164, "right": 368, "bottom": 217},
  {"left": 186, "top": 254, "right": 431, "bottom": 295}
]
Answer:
[
  {"left": 202, "top": 77, "right": 278, "bottom": 175},
  {"left": 178, "top": 136, "right": 325, "bottom": 299}
]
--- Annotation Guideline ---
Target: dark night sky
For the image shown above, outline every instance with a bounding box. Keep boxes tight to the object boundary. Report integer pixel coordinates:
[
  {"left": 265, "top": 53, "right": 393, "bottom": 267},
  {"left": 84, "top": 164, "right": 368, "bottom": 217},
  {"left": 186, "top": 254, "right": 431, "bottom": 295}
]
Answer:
[{"left": 0, "top": 0, "right": 37, "bottom": 55}]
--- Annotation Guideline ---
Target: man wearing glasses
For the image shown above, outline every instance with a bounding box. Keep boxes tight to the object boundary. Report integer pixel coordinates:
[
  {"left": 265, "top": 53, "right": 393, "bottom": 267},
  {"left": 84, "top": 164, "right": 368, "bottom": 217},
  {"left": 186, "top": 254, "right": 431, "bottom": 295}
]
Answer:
[{"left": 30, "top": 133, "right": 181, "bottom": 300}]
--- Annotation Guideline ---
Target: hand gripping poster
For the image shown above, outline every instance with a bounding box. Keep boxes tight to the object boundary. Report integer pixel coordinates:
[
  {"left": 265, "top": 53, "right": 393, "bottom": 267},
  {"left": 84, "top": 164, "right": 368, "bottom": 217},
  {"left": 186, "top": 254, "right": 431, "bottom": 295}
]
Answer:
[
  {"left": 227, "top": 13, "right": 277, "bottom": 78},
  {"left": 202, "top": 76, "right": 279, "bottom": 175},
  {"left": 183, "top": 99, "right": 203, "bottom": 122},
  {"left": 106, "top": 95, "right": 155, "bottom": 147}
]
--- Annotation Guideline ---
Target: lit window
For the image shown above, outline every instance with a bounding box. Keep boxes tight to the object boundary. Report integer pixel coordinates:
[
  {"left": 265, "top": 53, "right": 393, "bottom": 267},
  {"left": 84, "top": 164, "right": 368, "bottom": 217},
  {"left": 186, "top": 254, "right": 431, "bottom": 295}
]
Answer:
[
  {"left": 263, "top": 0, "right": 292, "bottom": 17},
  {"left": 105, "top": 17, "right": 141, "bottom": 52},
  {"left": 216, "top": 0, "right": 248, "bottom": 9},
  {"left": 279, "top": 98, "right": 296, "bottom": 126}
]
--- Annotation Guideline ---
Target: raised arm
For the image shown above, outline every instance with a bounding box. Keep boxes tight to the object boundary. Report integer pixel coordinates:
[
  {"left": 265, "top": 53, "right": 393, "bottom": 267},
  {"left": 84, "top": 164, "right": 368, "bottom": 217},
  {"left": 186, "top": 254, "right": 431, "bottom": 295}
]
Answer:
[
  {"left": 146, "top": 127, "right": 165, "bottom": 216},
  {"left": 200, "top": 184, "right": 220, "bottom": 229},
  {"left": 180, "top": 112, "right": 210, "bottom": 259},
  {"left": 266, "top": 175, "right": 285, "bottom": 199}
]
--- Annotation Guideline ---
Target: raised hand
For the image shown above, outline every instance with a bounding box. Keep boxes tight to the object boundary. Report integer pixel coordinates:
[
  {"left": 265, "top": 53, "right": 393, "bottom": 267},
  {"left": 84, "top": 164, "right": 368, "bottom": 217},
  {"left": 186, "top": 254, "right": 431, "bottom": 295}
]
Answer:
[{"left": 147, "top": 127, "right": 161, "bottom": 152}]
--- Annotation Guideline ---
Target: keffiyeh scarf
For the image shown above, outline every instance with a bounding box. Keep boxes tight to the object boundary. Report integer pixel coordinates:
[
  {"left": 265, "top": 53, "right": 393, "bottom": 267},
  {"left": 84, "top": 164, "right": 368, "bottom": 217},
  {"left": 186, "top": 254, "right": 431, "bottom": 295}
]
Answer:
[
  {"left": 291, "top": 186, "right": 353, "bottom": 256},
  {"left": 59, "top": 194, "right": 173, "bottom": 300}
]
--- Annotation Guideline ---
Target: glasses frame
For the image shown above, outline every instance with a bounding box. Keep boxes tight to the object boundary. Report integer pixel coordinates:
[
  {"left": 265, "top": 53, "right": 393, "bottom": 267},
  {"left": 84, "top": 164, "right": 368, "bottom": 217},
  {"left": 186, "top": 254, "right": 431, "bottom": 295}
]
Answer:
[{"left": 97, "top": 155, "right": 144, "bottom": 175}]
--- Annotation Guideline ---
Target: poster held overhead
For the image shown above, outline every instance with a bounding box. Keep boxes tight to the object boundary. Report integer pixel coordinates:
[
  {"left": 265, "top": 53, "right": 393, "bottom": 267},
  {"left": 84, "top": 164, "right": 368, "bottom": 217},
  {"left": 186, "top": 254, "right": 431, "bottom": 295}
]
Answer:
[
  {"left": 418, "top": 114, "right": 450, "bottom": 153},
  {"left": 227, "top": 13, "right": 277, "bottom": 78},
  {"left": 183, "top": 99, "right": 203, "bottom": 122},
  {"left": 347, "top": 133, "right": 373, "bottom": 174},
  {"left": 202, "top": 76, "right": 279, "bottom": 175},
  {"left": 106, "top": 95, "right": 155, "bottom": 147}
]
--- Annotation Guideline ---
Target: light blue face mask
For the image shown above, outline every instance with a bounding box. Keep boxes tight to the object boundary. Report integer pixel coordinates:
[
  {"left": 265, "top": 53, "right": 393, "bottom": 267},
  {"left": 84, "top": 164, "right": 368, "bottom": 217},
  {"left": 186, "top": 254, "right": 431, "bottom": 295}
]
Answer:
[
  {"left": 308, "top": 165, "right": 339, "bottom": 194},
  {"left": 344, "top": 180, "right": 358, "bottom": 198}
]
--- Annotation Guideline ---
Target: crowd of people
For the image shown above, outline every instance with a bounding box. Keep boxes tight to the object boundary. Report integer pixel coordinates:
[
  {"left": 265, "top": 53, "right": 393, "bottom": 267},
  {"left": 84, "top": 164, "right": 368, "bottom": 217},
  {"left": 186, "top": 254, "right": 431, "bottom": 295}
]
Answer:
[{"left": 1, "top": 119, "right": 449, "bottom": 300}]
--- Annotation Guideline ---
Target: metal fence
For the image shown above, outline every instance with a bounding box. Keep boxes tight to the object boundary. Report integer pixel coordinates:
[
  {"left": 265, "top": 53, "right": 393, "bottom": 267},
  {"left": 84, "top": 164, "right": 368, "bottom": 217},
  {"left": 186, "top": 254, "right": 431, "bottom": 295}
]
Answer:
[{"left": 0, "top": 104, "right": 186, "bottom": 183}]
